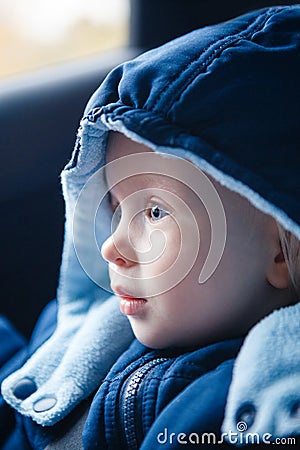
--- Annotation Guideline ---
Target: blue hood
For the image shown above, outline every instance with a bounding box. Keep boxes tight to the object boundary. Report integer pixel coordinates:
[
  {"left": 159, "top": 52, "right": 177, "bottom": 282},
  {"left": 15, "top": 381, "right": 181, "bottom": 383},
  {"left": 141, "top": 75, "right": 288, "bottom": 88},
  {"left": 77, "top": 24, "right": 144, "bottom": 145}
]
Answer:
[
  {"left": 87, "top": 4, "right": 300, "bottom": 239},
  {"left": 2, "top": 5, "right": 300, "bottom": 442}
]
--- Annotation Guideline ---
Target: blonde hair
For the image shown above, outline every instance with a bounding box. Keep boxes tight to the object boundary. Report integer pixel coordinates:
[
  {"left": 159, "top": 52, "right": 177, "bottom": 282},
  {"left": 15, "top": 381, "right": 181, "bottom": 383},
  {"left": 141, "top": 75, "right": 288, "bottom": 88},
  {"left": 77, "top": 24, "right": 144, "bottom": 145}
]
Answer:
[{"left": 278, "top": 224, "right": 300, "bottom": 295}]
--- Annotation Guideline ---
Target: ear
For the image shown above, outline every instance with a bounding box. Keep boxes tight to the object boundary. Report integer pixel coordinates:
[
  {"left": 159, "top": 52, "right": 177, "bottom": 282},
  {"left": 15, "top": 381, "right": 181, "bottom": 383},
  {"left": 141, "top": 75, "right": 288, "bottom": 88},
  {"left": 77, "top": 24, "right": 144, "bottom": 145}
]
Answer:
[{"left": 266, "top": 240, "right": 291, "bottom": 290}]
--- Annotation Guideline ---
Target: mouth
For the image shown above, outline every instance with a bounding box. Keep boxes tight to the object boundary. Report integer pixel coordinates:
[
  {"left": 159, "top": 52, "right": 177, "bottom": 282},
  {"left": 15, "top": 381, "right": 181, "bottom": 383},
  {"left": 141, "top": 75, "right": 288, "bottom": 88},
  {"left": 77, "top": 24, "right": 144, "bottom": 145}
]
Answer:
[{"left": 112, "top": 286, "right": 147, "bottom": 316}]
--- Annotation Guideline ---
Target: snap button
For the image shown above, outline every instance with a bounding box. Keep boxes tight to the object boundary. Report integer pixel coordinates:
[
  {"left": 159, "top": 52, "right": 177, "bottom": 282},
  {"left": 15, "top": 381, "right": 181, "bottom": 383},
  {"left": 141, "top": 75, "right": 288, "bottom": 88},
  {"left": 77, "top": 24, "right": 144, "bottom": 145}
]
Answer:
[
  {"left": 33, "top": 396, "right": 57, "bottom": 412},
  {"left": 236, "top": 403, "right": 256, "bottom": 429},
  {"left": 13, "top": 378, "right": 37, "bottom": 400}
]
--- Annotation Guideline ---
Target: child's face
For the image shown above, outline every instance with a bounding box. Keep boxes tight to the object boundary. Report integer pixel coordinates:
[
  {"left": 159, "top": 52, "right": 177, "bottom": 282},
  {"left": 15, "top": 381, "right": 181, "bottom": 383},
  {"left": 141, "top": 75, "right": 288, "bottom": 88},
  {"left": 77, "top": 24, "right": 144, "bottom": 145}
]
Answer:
[{"left": 102, "top": 132, "right": 280, "bottom": 349}]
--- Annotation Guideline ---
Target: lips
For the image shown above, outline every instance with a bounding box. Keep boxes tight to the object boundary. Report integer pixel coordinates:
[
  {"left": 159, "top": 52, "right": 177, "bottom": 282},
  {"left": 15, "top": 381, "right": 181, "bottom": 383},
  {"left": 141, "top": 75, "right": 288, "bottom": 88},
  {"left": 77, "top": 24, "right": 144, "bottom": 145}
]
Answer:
[{"left": 112, "top": 286, "right": 147, "bottom": 316}]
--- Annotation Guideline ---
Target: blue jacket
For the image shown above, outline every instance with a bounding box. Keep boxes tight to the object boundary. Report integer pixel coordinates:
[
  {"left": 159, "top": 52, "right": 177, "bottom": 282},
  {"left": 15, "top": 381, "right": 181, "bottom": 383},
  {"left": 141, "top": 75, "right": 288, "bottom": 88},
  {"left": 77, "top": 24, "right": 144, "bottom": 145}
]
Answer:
[
  {"left": 1, "top": 5, "right": 300, "bottom": 449},
  {"left": 0, "top": 301, "right": 243, "bottom": 449},
  {"left": 83, "top": 338, "right": 244, "bottom": 450}
]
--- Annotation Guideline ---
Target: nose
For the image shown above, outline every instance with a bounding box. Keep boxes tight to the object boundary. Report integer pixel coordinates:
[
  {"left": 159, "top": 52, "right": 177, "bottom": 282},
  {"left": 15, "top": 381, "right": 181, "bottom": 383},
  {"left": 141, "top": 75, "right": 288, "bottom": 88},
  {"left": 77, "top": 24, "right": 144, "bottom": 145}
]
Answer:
[{"left": 101, "top": 234, "right": 135, "bottom": 268}]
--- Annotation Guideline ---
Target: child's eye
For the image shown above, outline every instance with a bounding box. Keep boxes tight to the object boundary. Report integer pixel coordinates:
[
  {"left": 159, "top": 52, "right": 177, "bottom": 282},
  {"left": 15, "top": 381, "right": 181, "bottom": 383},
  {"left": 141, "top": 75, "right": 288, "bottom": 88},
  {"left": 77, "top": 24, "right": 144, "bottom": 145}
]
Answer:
[{"left": 149, "top": 205, "right": 169, "bottom": 222}]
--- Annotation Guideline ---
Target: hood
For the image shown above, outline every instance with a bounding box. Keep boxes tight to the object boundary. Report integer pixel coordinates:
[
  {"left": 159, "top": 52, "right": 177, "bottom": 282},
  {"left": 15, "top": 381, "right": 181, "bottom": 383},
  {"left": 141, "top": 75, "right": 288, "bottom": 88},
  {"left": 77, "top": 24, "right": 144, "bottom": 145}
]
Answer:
[
  {"left": 2, "top": 4, "right": 300, "bottom": 435},
  {"left": 87, "top": 4, "right": 300, "bottom": 240}
]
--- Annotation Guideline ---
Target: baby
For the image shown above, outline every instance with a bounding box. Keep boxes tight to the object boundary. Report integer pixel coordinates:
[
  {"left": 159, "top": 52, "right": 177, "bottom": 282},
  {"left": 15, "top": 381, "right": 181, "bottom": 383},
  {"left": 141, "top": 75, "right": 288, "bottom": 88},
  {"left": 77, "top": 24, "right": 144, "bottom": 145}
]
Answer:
[
  {"left": 86, "top": 131, "right": 298, "bottom": 449},
  {"left": 1, "top": 5, "right": 299, "bottom": 449},
  {"left": 102, "top": 132, "right": 295, "bottom": 350}
]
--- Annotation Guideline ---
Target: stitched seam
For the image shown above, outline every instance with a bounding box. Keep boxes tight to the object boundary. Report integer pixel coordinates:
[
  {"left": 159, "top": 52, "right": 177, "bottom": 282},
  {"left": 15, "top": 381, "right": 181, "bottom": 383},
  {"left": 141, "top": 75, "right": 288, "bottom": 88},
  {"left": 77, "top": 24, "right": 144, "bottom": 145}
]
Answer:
[
  {"left": 104, "top": 104, "right": 219, "bottom": 143},
  {"left": 148, "top": 360, "right": 235, "bottom": 383},
  {"left": 167, "top": 7, "right": 282, "bottom": 114},
  {"left": 150, "top": 7, "right": 282, "bottom": 116},
  {"left": 144, "top": 374, "right": 198, "bottom": 383},
  {"left": 156, "top": 35, "right": 240, "bottom": 115},
  {"left": 166, "top": 359, "right": 217, "bottom": 371},
  {"left": 143, "top": 377, "right": 160, "bottom": 434}
]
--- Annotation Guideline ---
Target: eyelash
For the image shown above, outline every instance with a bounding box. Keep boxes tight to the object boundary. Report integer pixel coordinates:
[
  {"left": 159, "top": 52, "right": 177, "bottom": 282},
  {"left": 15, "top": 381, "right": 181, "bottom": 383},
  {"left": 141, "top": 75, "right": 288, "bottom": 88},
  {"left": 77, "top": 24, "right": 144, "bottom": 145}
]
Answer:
[
  {"left": 110, "top": 202, "right": 169, "bottom": 225},
  {"left": 147, "top": 205, "right": 169, "bottom": 222}
]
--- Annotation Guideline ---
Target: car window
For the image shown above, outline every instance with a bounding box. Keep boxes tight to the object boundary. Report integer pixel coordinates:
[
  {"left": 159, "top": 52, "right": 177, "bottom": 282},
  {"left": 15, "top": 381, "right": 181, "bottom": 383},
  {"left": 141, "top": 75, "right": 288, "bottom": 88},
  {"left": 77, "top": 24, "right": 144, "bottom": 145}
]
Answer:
[{"left": 0, "top": 0, "right": 129, "bottom": 79}]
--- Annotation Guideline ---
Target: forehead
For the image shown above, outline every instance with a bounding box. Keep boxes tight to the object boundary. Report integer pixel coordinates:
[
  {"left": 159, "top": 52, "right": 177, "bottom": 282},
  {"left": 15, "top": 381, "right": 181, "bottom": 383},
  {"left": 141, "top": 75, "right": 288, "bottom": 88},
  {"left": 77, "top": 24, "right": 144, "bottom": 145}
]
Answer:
[
  {"left": 105, "top": 132, "right": 198, "bottom": 201},
  {"left": 106, "top": 132, "right": 152, "bottom": 162}
]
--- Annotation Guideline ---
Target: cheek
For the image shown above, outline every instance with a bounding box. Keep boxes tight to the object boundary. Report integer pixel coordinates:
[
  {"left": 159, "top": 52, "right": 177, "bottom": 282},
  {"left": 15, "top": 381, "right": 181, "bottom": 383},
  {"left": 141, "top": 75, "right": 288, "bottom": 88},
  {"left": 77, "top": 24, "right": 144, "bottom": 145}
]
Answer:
[
  {"left": 154, "top": 285, "right": 205, "bottom": 342},
  {"left": 141, "top": 221, "right": 181, "bottom": 275},
  {"left": 144, "top": 217, "right": 208, "bottom": 298}
]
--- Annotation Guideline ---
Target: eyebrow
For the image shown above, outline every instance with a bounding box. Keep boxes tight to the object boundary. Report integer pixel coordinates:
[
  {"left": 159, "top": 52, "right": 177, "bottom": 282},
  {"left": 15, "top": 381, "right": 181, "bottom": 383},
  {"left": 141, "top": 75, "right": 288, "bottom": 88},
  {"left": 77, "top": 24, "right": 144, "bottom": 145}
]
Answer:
[
  {"left": 107, "top": 172, "right": 180, "bottom": 204},
  {"left": 141, "top": 173, "right": 174, "bottom": 187}
]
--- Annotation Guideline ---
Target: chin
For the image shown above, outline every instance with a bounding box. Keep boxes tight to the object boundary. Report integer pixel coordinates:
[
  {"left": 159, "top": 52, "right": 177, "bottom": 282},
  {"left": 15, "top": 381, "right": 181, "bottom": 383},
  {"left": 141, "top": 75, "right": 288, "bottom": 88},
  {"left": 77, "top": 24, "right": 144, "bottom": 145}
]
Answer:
[{"left": 133, "top": 329, "right": 170, "bottom": 350}]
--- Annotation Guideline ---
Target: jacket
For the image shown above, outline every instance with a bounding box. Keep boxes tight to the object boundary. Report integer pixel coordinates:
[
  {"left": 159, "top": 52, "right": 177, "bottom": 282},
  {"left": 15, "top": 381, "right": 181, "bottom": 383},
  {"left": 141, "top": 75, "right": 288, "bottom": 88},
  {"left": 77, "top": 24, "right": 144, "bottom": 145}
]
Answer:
[
  {"left": 1, "top": 4, "right": 300, "bottom": 448},
  {"left": 0, "top": 301, "right": 243, "bottom": 449},
  {"left": 83, "top": 338, "right": 244, "bottom": 450}
]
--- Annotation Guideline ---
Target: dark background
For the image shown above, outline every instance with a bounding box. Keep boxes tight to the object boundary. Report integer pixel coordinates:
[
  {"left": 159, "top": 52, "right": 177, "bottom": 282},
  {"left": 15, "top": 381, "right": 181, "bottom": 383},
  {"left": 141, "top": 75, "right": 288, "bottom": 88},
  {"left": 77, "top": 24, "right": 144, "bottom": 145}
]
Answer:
[{"left": 1, "top": 0, "right": 298, "bottom": 337}]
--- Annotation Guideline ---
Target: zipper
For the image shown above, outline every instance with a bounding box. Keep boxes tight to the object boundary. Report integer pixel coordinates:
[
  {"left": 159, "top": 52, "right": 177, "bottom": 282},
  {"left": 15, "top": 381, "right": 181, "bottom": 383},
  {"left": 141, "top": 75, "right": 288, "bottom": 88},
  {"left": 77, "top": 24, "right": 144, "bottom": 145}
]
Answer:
[{"left": 119, "top": 357, "right": 170, "bottom": 450}]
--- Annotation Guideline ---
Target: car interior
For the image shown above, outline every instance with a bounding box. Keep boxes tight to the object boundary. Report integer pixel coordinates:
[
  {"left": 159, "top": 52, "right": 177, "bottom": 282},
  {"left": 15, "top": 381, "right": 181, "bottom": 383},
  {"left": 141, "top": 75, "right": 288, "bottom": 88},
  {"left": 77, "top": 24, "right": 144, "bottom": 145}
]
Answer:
[{"left": 1, "top": 0, "right": 298, "bottom": 338}]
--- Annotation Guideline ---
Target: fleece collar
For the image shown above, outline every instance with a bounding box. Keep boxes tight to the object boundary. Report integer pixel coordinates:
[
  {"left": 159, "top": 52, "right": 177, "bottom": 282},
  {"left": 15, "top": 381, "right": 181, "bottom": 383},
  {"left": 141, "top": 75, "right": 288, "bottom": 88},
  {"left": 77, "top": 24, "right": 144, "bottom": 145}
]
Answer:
[{"left": 222, "top": 302, "right": 300, "bottom": 442}]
